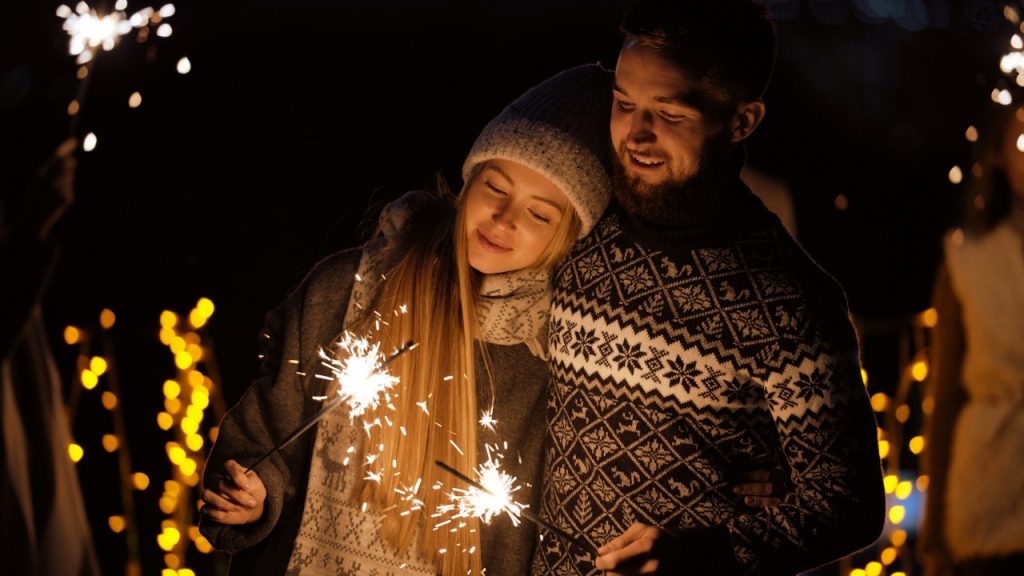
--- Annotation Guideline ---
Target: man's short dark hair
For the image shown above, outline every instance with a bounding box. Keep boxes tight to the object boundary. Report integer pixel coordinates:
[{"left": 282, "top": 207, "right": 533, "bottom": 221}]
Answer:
[{"left": 621, "top": 0, "right": 777, "bottom": 106}]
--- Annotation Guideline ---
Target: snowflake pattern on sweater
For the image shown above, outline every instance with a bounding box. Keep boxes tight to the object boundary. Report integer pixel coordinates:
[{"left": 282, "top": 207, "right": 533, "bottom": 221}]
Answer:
[{"left": 531, "top": 207, "right": 882, "bottom": 575}]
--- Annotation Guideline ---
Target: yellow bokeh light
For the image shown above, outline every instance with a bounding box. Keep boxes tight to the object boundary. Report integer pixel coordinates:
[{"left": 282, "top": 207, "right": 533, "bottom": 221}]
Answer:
[
  {"left": 921, "top": 307, "right": 938, "bottom": 328},
  {"left": 169, "top": 336, "right": 186, "bottom": 354},
  {"left": 189, "top": 309, "right": 208, "bottom": 329},
  {"left": 889, "top": 505, "right": 906, "bottom": 524},
  {"left": 911, "top": 360, "right": 928, "bottom": 382},
  {"left": 159, "top": 496, "right": 176, "bottom": 515},
  {"left": 922, "top": 395, "right": 935, "bottom": 415},
  {"left": 183, "top": 332, "right": 201, "bottom": 345},
  {"left": 64, "top": 325, "right": 81, "bottom": 345},
  {"left": 965, "top": 125, "right": 979, "bottom": 142},
  {"left": 102, "top": 434, "right": 119, "bottom": 452},
  {"left": 948, "top": 165, "right": 963, "bottom": 184},
  {"left": 880, "top": 547, "right": 898, "bottom": 565},
  {"left": 878, "top": 440, "right": 890, "bottom": 459},
  {"left": 160, "top": 310, "right": 178, "bottom": 329},
  {"left": 186, "top": 343, "right": 203, "bottom": 362},
  {"left": 884, "top": 474, "right": 898, "bottom": 494},
  {"left": 895, "top": 405, "right": 911, "bottom": 423},
  {"left": 870, "top": 392, "right": 888, "bottom": 413},
  {"left": 909, "top": 435, "right": 925, "bottom": 455},
  {"left": 195, "top": 534, "right": 214, "bottom": 553},
  {"left": 132, "top": 472, "right": 150, "bottom": 491},
  {"left": 68, "top": 443, "right": 84, "bottom": 462},
  {"left": 159, "top": 327, "right": 175, "bottom": 346},
  {"left": 860, "top": 368, "right": 868, "bottom": 387},
  {"left": 892, "top": 573, "right": 907, "bottom": 576},
  {"left": 165, "top": 397, "right": 181, "bottom": 414},
  {"left": 192, "top": 389, "right": 210, "bottom": 410},
  {"left": 180, "top": 458, "right": 197, "bottom": 477},
  {"left": 890, "top": 529, "right": 908, "bottom": 547},
  {"left": 157, "top": 411, "right": 174, "bottom": 430},
  {"left": 188, "top": 370, "right": 205, "bottom": 388},
  {"left": 850, "top": 569, "right": 866, "bottom": 576},
  {"left": 186, "top": 405, "right": 203, "bottom": 422},
  {"left": 186, "top": 433, "right": 204, "bottom": 452},
  {"left": 197, "top": 297, "right": 215, "bottom": 317},
  {"left": 210, "top": 426, "right": 219, "bottom": 442},
  {"left": 179, "top": 569, "right": 196, "bottom": 576},
  {"left": 90, "top": 356, "right": 108, "bottom": 375},
  {"left": 163, "top": 552, "right": 179, "bottom": 568},
  {"left": 896, "top": 480, "right": 913, "bottom": 500},
  {"left": 164, "top": 379, "right": 181, "bottom": 399},
  {"left": 167, "top": 443, "right": 186, "bottom": 465},
  {"left": 128, "top": 91, "right": 142, "bottom": 108},
  {"left": 181, "top": 417, "right": 199, "bottom": 435},
  {"left": 101, "top": 391, "right": 118, "bottom": 410},
  {"left": 108, "top": 515, "right": 126, "bottom": 533},
  {"left": 175, "top": 351, "right": 194, "bottom": 370},
  {"left": 162, "top": 569, "right": 176, "bottom": 576},
  {"left": 916, "top": 475, "right": 930, "bottom": 492},
  {"left": 99, "top": 308, "right": 116, "bottom": 329},
  {"left": 81, "top": 369, "right": 98, "bottom": 390},
  {"left": 184, "top": 472, "right": 200, "bottom": 487},
  {"left": 67, "top": 99, "right": 80, "bottom": 116},
  {"left": 165, "top": 480, "right": 181, "bottom": 495},
  {"left": 865, "top": 561, "right": 882, "bottom": 576}
]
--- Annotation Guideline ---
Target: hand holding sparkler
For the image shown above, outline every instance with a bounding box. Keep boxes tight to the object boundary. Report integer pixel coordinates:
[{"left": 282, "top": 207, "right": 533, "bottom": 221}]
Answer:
[{"left": 200, "top": 459, "right": 267, "bottom": 525}]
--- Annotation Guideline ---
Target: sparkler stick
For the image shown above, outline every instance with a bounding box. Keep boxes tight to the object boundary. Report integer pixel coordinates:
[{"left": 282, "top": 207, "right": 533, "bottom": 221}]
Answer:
[
  {"left": 434, "top": 460, "right": 599, "bottom": 556},
  {"left": 244, "top": 340, "right": 416, "bottom": 474}
]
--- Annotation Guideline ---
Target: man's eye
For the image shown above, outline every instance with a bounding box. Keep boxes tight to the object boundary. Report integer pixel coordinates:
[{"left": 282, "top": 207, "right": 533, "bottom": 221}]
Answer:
[
  {"left": 615, "top": 100, "right": 635, "bottom": 112},
  {"left": 661, "top": 112, "right": 686, "bottom": 123}
]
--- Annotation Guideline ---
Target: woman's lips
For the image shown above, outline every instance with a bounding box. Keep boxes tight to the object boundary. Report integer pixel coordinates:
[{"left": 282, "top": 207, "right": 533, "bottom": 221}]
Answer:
[{"left": 477, "top": 229, "right": 511, "bottom": 253}]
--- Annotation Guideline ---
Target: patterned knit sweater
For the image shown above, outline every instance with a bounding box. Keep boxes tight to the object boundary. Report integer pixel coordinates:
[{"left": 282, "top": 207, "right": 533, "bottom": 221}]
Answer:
[{"left": 530, "top": 171, "right": 884, "bottom": 575}]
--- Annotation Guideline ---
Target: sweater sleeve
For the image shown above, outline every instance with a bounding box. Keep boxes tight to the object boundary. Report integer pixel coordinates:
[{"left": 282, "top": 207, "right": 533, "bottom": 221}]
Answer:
[
  {"left": 725, "top": 284, "right": 886, "bottom": 574},
  {"left": 200, "top": 250, "right": 360, "bottom": 555}
]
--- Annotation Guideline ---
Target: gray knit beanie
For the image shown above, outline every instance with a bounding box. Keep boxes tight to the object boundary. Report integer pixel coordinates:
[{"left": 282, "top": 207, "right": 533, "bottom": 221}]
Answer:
[{"left": 462, "top": 64, "right": 613, "bottom": 237}]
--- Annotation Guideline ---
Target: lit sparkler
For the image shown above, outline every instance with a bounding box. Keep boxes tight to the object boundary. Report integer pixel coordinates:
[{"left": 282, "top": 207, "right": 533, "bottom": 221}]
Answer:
[
  {"left": 244, "top": 338, "right": 415, "bottom": 473},
  {"left": 57, "top": 2, "right": 178, "bottom": 137},
  {"left": 434, "top": 458, "right": 599, "bottom": 555}
]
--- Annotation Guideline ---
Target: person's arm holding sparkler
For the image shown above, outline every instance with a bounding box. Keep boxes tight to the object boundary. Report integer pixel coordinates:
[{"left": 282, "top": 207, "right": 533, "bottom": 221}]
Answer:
[{"left": 199, "top": 250, "right": 363, "bottom": 566}]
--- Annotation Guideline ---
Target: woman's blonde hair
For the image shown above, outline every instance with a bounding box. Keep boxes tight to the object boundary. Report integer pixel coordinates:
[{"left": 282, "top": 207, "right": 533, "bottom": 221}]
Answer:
[{"left": 350, "top": 163, "right": 579, "bottom": 574}]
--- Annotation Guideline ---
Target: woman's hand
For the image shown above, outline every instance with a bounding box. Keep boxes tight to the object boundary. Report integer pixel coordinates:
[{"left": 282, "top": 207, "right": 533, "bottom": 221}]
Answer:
[{"left": 201, "top": 459, "right": 267, "bottom": 525}]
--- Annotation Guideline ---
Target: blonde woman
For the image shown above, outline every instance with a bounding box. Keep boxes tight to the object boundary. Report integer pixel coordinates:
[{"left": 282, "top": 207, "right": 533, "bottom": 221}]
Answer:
[{"left": 199, "top": 64, "right": 614, "bottom": 575}]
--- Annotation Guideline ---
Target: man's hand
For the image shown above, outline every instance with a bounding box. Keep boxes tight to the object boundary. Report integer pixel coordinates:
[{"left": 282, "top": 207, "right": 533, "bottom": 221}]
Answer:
[
  {"left": 594, "top": 522, "right": 678, "bottom": 575},
  {"left": 733, "top": 469, "right": 782, "bottom": 508},
  {"left": 200, "top": 459, "right": 266, "bottom": 525}
]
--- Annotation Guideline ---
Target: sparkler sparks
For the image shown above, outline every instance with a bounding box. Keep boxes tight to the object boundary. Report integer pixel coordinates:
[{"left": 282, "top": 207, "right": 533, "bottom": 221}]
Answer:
[
  {"left": 478, "top": 408, "right": 497, "bottom": 432},
  {"left": 244, "top": 338, "right": 415, "bottom": 474},
  {"left": 58, "top": 3, "right": 177, "bottom": 64},
  {"left": 436, "top": 450, "right": 524, "bottom": 527},
  {"left": 318, "top": 333, "right": 402, "bottom": 418}
]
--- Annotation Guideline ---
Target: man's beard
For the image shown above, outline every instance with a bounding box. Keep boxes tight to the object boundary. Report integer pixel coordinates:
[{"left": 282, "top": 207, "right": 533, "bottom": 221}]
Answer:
[{"left": 611, "top": 137, "right": 731, "bottom": 223}]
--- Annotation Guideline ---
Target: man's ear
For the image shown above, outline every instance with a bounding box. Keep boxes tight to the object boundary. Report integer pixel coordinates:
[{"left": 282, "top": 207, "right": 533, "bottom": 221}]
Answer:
[{"left": 729, "top": 100, "right": 766, "bottom": 143}]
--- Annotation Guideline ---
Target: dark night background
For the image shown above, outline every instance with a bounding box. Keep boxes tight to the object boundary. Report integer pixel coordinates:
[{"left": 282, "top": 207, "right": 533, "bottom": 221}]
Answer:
[{"left": 1, "top": 0, "right": 1018, "bottom": 574}]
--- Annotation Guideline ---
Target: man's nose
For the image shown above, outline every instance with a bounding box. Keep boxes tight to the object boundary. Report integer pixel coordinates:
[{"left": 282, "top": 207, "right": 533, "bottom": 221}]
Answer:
[{"left": 628, "top": 110, "right": 656, "bottom": 143}]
